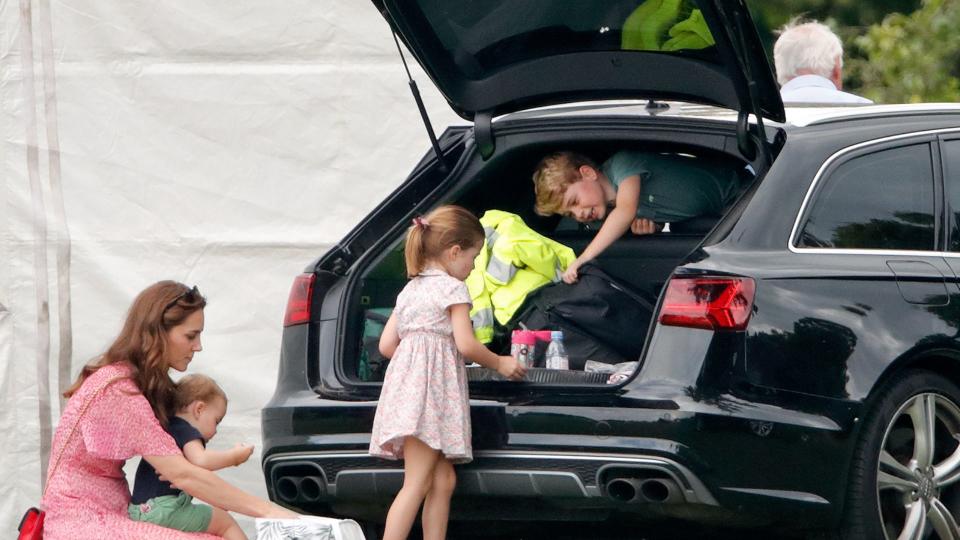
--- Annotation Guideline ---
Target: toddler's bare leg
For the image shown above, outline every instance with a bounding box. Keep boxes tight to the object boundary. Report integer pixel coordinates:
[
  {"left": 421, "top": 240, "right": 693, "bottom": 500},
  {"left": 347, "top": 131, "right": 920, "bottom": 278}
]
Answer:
[{"left": 207, "top": 507, "right": 247, "bottom": 540}]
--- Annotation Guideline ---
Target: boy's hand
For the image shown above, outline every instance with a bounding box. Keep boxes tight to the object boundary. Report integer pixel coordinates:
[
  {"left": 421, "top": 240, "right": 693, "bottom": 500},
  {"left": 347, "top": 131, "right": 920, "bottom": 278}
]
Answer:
[
  {"left": 630, "top": 218, "right": 658, "bottom": 235},
  {"left": 233, "top": 443, "right": 254, "bottom": 466},
  {"left": 562, "top": 260, "right": 582, "bottom": 284},
  {"left": 497, "top": 355, "right": 527, "bottom": 380}
]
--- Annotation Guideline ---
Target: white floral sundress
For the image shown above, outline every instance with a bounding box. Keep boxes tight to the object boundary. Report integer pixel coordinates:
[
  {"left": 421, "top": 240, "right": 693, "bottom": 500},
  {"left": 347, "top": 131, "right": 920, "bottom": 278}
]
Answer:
[{"left": 368, "top": 268, "right": 473, "bottom": 463}]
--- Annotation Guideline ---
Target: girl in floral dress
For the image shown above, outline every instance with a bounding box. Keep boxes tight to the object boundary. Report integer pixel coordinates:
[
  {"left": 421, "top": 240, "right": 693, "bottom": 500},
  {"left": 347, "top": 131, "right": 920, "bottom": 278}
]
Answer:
[
  {"left": 369, "top": 205, "right": 527, "bottom": 540},
  {"left": 41, "top": 281, "right": 296, "bottom": 539}
]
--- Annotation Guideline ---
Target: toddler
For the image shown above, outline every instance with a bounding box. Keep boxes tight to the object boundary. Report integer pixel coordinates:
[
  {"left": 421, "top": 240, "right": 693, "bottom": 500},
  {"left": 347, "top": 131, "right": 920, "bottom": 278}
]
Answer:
[
  {"left": 533, "top": 150, "right": 738, "bottom": 283},
  {"left": 369, "top": 205, "right": 526, "bottom": 540},
  {"left": 129, "top": 373, "right": 254, "bottom": 540}
]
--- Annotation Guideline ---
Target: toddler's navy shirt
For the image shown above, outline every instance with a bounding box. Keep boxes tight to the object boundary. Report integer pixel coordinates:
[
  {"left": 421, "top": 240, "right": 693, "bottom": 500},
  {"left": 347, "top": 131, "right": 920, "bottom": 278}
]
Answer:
[{"left": 130, "top": 416, "right": 204, "bottom": 504}]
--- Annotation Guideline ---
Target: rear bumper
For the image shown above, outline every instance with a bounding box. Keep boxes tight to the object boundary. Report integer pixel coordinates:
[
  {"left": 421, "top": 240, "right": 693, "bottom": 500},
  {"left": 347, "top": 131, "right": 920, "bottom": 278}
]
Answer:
[
  {"left": 265, "top": 449, "right": 716, "bottom": 503},
  {"left": 263, "top": 386, "right": 855, "bottom": 529}
]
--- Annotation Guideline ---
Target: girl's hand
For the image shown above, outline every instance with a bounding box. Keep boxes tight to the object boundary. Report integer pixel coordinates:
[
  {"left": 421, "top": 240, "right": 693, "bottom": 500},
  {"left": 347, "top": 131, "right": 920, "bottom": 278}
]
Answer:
[{"left": 497, "top": 355, "right": 527, "bottom": 380}]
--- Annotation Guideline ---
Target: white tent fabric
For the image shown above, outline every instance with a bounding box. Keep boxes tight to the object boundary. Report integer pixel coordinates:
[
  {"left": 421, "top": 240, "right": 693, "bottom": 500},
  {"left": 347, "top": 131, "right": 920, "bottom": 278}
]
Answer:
[{"left": 1, "top": 1, "right": 461, "bottom": 535}]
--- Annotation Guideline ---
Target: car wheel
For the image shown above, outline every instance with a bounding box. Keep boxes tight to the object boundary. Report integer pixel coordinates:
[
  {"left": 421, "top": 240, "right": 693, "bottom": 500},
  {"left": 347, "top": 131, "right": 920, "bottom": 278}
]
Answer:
[{"left": 844, "top": 370, "right": 960, "bottom": 539}]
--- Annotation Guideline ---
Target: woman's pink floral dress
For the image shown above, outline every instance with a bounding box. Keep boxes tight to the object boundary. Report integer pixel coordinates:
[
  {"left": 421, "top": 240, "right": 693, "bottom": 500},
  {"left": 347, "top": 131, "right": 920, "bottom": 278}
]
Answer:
[
  {"left": 41, "top": 363, "right": 219, "bottom": 539},
  {"left": 369, "top": 269, "right": 473, "bottom": 463}
]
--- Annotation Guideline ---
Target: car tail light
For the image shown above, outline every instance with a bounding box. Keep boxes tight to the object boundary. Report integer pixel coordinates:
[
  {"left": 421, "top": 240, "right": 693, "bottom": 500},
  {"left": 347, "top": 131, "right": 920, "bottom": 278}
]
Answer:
[
  {"left": 658, "top": 276, "right": 756, "bottom": 331},
  {"left": 283, "top": 273, "right": 315, "bottom": 327}
]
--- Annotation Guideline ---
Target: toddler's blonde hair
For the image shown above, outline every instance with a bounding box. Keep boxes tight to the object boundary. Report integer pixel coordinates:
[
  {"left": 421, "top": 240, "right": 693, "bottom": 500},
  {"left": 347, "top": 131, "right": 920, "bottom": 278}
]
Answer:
[
  {"left": 532, "top": 151, "right": 597, "bottom": 216},
  {"left": 174, "top": 373, "right": 227, "bottom": 412}
]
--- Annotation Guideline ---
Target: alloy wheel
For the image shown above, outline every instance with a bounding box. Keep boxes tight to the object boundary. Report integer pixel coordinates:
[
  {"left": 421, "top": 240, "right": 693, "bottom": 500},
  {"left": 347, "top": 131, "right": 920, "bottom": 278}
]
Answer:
[{"left": 877, "top": 392, "right": 960, "bottom": 540}]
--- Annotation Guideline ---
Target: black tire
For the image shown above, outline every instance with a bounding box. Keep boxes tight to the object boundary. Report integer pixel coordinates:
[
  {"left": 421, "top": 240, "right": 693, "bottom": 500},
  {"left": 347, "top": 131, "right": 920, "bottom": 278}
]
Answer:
[{"left": 842, "top": 370, "right": 960, "bottom": 539}]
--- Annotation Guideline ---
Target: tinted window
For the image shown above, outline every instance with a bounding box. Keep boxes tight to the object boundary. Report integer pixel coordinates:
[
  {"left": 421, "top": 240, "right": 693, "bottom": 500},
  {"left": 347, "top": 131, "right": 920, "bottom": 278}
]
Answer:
[
  {"left": 945, "top": 140, "right": 960, "bottom": 251},
  {"left": 798, "top": 143, "right": 935, "bottom": 251},
  {"left": 416, "top": 0, "right": 718, "bottom": 77}
]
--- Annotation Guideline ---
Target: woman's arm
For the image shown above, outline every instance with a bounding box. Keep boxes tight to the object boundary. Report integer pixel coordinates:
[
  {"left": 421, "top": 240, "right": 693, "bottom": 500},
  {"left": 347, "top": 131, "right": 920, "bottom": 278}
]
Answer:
[
  {"left": 145, "top": 453, "right": 297, "bottom": 518},
  {"left": 449, "top": 303, "right": 526, "bottom": 380},
  {"left": 562, "top": 175, "right": 641, "bottom": 283},
  {"left": 181, "top": 440, "right": 253, "bottom": 471},
  {"left": 378, "top": 312, "right": 400, "bottom": 359}
]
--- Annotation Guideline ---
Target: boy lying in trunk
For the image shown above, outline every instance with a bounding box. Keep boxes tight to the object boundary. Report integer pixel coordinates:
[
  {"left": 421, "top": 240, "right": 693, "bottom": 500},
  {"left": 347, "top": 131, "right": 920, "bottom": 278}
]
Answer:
[{"left": 532, "top": 150, "right": 738, "bottom": 283}]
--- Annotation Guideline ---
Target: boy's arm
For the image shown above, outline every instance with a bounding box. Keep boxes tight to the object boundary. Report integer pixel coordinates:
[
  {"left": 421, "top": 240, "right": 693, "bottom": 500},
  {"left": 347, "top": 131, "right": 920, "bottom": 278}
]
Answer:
[
  {"left": 181, "top": 439, "right": 254, "bottom": 471},
  {"left": 562, "top": 175, "right": 640, "bottom": 283}
]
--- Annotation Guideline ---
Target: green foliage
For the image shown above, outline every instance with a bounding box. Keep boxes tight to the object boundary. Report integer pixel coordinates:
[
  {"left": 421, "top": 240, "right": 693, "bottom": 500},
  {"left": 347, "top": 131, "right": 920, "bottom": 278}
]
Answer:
[
  {"left": 847, "top": 0, "right": 960, "bottom": 103},
  {"left": 746, "top": 0, "right": 960, "bottom": 103}
]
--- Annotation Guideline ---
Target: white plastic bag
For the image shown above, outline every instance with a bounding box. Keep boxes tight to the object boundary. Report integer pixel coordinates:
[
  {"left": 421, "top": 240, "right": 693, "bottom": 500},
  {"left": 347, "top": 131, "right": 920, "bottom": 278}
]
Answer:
[{"left": 255, "top": 515, "right": 366, "bottom": 540}]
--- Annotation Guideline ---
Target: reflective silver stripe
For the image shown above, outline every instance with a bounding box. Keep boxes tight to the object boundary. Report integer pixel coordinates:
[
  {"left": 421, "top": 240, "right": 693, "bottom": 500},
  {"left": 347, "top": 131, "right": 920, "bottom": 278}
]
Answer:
[
  {"left": 486, "top": 255, "right": 517, "bottom": 283},
  {"left": 484, "top": 226, "right": 496, "bottom": 241},
  {"left": 487, "top": 230, "right": 500, "bottom": 248},
  {"left": 554, "top": 262, "right": 564, "bottom": 283},
  {"left": 471, "top": 307, "right": 494, "bottom": 329}
]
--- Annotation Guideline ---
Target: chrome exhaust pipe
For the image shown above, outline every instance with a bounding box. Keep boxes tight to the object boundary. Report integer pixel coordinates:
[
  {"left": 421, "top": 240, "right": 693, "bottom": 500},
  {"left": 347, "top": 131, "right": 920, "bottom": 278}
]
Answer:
[
  {"left": 605, "top": 477, "right": 683, "bottom": 504},
  {"left": 605, "top": 478, "right": 644, "bottom": 502},
  {"left": 299, "top": 475, "right": 325, "bottom": 502},
  {"left": 638, "top": 478, "right": 682, "bottom": 504},
  {"left": 275, "top": 476, "right": 300, "bottom": 503}
]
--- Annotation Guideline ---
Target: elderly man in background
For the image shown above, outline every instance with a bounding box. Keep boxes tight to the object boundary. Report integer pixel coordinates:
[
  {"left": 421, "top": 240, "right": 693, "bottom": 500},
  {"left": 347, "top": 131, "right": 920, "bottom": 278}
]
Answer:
[{"left": 774, "top": 19, "right": 873, "bottom": 104}]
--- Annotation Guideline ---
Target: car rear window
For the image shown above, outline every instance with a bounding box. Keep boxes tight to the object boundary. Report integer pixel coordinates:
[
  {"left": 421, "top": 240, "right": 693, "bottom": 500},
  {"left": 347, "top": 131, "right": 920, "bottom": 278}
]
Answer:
[
  {"left": 413, "top": 0, "right": 720, "bottom": 78},
  {"left": 798, "top": 143, "right": 936, "bottom": 251},
  {"left": 943, "top": 139, "right": 960, "bottom": 251}
]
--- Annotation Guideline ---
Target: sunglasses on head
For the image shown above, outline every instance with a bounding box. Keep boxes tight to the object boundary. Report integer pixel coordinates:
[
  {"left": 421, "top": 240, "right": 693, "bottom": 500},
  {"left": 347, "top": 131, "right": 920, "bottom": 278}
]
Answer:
[{"left": 163, "top": 285, "right": 200, "bottom": 314}]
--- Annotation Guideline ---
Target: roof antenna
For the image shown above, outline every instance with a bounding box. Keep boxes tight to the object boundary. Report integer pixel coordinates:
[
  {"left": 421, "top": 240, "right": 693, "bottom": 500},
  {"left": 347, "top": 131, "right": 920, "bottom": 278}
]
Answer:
[{"left": 392, "top": 31, "right": 449, "bottom": 173}]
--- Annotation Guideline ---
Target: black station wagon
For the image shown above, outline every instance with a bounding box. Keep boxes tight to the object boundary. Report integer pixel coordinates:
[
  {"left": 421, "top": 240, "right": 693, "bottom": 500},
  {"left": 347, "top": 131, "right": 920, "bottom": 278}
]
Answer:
[{"left": 262, "top": 1, "right": 960, "bottom": 538}]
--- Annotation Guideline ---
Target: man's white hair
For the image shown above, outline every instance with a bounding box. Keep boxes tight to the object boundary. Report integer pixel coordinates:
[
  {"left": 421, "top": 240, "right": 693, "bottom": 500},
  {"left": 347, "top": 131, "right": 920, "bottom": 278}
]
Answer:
[{"left": 773, "top": 19, "right": 843, "bottom": 86}]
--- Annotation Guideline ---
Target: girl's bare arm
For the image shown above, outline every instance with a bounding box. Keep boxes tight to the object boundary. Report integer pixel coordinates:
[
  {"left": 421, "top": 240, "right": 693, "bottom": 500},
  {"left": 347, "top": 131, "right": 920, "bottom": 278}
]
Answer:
[{"left": 449, "top": 303, "right": 525, "bottom": 380}]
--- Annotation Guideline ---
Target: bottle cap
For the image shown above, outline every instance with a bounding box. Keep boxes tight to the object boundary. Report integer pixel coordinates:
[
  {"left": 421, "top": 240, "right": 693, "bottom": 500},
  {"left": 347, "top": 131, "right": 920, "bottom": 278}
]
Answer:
[{"left": 511, "top": 329, "right": 536, "bottom": 345}]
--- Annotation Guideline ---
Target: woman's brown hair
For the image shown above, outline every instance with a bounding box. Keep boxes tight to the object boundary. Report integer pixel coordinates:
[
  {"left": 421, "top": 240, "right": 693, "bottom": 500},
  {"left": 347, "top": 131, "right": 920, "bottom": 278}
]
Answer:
[
  {"left": 404, "top": 205, "right": 485, "bottom": 278},
  {"left": 64, "top": 281, "right": 206, "bottom": 427}
]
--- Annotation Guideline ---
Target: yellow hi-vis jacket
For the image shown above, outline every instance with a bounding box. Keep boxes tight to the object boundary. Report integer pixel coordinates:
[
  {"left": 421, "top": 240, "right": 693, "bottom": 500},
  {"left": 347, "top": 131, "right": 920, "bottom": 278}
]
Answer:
[{"left": 466, "top": 210, "right": 576, "bottom": 343}]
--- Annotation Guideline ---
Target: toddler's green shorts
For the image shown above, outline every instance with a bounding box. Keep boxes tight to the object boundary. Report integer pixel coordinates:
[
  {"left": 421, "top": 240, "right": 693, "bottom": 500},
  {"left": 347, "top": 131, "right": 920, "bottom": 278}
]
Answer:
[{"left": 128, "top": 492, "right": 213, "bottom": 533}]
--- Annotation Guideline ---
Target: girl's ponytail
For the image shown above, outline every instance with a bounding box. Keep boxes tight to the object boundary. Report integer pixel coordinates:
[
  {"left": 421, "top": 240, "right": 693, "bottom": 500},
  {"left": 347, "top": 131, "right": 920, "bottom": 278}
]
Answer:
[
  {"left": 404, "top": 217, "right": 428, "bottom": 277},
  {"left": 403, "top": 206, "right": 484, "bottom": 278}
]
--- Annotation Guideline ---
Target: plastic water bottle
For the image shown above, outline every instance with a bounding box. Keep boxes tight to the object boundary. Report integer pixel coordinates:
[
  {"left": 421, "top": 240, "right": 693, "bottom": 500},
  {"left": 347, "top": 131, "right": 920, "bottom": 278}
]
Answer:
[{"left": 545, "top": 331, "right": 569, "bottom": 370}]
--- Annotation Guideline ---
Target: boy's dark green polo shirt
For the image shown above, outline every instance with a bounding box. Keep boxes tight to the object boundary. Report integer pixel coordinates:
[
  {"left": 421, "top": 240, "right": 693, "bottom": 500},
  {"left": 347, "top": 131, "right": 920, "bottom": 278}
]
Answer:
[{"left": 602, "top": 150, "right": 738, "bottom": 223}]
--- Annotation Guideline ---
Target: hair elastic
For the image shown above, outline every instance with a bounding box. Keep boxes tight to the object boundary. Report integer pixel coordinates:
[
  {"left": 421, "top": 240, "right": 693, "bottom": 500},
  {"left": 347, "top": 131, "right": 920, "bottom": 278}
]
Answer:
[{"left": 412, "top": 216, "right": 429, "bottom": 229}]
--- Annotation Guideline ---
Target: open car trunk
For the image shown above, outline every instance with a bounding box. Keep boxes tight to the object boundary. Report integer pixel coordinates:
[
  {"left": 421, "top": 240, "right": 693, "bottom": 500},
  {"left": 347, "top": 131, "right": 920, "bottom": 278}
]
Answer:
[{"left": 339, "top": 127, "right": 757, "bottom": 391}]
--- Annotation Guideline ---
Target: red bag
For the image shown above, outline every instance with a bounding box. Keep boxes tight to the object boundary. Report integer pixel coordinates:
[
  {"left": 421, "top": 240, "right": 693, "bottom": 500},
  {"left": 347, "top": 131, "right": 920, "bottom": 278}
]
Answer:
[{"left": 18, "top": 507, "right": 44, "bottom": 540}]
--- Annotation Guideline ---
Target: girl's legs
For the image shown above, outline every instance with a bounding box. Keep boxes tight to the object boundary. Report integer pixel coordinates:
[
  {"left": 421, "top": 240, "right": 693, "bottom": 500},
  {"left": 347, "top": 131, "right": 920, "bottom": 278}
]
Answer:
[
  {"left": 206, "top": 507, "right": 247, "bottom": 540},
  {"left": 421, "top": 457, "right": 456, "bottom": 540},
  {"left": 383, "top": 436, "right": 441, "bottom": 540}
]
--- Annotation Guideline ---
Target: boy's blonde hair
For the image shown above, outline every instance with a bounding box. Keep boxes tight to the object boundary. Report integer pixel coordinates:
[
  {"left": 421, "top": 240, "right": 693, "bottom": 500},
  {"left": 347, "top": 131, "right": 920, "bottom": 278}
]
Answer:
[
  {"left": 532, "top": 151, "right": 597, "bottom": 216},
  {"left": 404, "top": 205, "right": 485, "bottom": 278},
  {"left": 174, "top": 373, "right": 227, "bottom": 412}
]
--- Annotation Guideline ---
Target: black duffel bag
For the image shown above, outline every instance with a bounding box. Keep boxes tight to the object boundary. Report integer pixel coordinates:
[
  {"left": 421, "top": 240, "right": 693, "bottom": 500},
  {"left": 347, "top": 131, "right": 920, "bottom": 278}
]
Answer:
[{"left": 504, "top": 263, "right": 656, "bottom": 370}]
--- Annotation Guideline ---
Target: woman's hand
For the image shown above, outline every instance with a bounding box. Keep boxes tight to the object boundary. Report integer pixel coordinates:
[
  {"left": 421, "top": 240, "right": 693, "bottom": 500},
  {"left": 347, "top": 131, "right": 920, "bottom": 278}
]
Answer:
[
  {"left": 263, "top": 504, "right": 300, "bottom": 519},
  {"left": 497, "top": 355, "right": 527, "bottom": 380}
]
